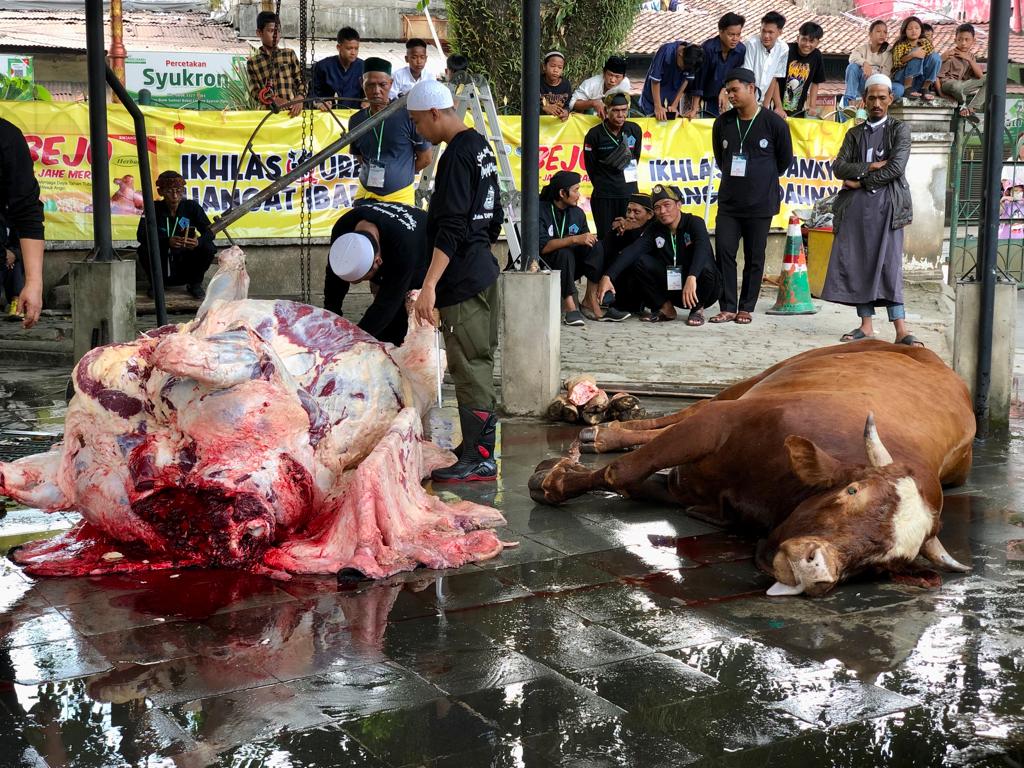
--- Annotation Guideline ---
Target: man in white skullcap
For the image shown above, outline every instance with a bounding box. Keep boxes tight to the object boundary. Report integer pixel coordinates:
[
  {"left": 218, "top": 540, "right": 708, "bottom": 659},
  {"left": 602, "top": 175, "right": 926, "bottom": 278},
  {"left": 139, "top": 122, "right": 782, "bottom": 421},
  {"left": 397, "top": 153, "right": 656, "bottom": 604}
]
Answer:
[
  {"left": 407, "top": 78, "right": 504, "bottom": 483},
  {"left": 821, "top": 72, "right": 924, "bottom": 347},
  {"left": 323, "top": 201, "right": 429, "bottom": 345}
]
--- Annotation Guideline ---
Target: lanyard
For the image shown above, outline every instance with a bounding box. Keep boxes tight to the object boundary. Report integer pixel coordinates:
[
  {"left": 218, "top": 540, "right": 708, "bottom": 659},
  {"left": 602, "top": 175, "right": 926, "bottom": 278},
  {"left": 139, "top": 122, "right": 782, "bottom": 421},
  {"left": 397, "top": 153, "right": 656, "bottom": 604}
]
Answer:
[
  {"left": 668, "top": 231, "right": 678, "bottom": 267},
  {"left": 601, "top": 123, "right": 622, "bottom": 146},
  {"left": 551, "top": 205, "right": 566, "bottom": 238},
  {"left": 736, "top": 107, "right": 761, "bottom": 153},
  {"left": 165, "top": 216, "right": 181, "bottom": 238},
  {"left": 371, "top": 118, "right": 385, "bottom": 161}
]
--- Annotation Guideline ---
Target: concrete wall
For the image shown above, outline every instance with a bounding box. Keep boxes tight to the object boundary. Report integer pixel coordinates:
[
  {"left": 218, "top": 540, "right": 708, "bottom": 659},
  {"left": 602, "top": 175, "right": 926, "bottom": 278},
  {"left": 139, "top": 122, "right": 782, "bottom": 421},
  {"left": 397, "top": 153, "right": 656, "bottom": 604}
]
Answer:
[{"left": 953, "top": 280, "right": 1016, "bottom": 427}]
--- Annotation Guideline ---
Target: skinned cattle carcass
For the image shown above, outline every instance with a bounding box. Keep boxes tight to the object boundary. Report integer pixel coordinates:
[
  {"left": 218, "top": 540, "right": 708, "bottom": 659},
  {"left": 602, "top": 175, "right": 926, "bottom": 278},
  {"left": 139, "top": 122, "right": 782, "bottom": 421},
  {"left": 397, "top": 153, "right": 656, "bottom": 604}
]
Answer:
[
  {"left": 1, "top": 247, "right": 506, "bottom": 579},
  {"left": 529, "top": 341, "right": 974, "bottom": 596}
]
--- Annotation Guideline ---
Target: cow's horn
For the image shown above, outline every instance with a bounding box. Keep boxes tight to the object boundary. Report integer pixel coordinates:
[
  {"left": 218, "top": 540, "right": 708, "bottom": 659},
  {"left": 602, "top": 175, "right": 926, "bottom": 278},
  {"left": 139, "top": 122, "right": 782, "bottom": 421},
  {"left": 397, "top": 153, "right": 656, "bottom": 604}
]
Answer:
[
  {"left": 864, "top": 412, "right": 894, "bottom": 467},
  {"left": 767, "top": 580, "right": 805, "bottom": 597},
  {"left": 920, "top": 536, "right": 971, "bottom": 573}
]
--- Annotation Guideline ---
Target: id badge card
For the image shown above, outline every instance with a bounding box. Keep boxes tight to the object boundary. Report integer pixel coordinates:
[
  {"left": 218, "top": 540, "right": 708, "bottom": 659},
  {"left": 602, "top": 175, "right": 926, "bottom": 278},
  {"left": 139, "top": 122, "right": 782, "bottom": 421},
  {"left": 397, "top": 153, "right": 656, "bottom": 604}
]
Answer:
[
  {"left": 730, "top": 153, "right": 747, "bottom": 177},
  {"left": 367, "top": 162, "right": 387, "bottom": 188},
  {"left": 866, "top": 147, "right": 874, "bottom": 163},
  {"left": 623, "top": 159, "right": 638, "bottom": 183},
  {"left": 666, "top": 267, "right": 683, "bottom": 291}
]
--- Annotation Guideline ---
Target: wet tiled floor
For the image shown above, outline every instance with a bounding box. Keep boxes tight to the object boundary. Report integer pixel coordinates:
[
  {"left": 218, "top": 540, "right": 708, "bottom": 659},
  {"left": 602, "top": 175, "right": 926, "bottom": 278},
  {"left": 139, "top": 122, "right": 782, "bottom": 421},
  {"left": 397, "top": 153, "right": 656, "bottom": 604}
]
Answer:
[{"left": 2, "top": 367, "right": 1024, "bottom": 767}]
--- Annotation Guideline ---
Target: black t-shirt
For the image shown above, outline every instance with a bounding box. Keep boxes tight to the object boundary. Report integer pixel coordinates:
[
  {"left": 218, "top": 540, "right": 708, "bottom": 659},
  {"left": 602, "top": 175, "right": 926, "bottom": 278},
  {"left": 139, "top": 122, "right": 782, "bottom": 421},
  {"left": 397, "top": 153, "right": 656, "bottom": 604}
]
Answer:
[
  {"left": 778, "top": 44, "right": 826, "bottom": 115},
  {"left": 0, "top": 117, "right": 44, "bottom": 245},
  {"left": 540, "top": 77, "right": 573, "bottom": 112},
  {"left": 607, "top": 216, "right": 713, "bottom": 281},
  {"left": 712, "top": 107, "right": 794, "bottom": 218},
  {"left": 330, "top": 202, "right": 428, "bottom": 338},
  {"left": 137, "top": 198, "right": 214, "bottom": 256},
  {"left": 582, "top": 120, "right": 643, "bottom": 199},
  {"left": 427, "top": 128, "right": 503, "bottom": 308},
  {"left": 538, "top": 201, "right": 589, "bottom": 252}
]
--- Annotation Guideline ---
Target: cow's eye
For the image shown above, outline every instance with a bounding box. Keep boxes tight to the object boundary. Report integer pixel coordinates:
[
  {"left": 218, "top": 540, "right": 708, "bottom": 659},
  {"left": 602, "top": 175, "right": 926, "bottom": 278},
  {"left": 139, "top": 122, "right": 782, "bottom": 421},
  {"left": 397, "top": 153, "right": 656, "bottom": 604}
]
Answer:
[{"left": 846, "top": 486, "right": 857, "bottom": 495}]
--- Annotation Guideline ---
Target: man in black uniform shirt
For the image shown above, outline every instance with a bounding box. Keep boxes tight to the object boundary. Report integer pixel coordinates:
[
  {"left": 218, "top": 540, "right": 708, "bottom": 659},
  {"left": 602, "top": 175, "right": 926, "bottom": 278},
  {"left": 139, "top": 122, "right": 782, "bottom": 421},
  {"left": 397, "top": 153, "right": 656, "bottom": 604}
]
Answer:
[
  {"left": 137, "top": 171, "right": 217, "bottom": 299},
  {"left": 538, "top": 171, "right": 597, "bottom": 327},
  {"left": 324, "top": 201, "right": 428, "bottom": 345},
  {"left": 585, "top": 192, "right": 652, "bottom": 320},
  {"left": 582, "top": 92, "right": 643, "bottom": 239},
  {"left": 602, "top": 184, "right": 721, "bottom": 324},
  {"left": 0, "top": 117, "right": 44, "bottom": 328},
  {"left": 709, "top": 67, "right": 793, "bottom": 325},
  {"left": 408, "top": 80, "right": 503, "bottom": 483}
]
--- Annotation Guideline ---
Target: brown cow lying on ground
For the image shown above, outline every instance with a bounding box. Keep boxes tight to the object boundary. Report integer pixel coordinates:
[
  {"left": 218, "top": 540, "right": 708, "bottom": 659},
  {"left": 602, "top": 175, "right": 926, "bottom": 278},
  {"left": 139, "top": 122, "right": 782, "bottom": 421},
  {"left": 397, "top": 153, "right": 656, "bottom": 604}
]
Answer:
[{"left": 529, "top": 341, "right": 974, "bottom": 596}]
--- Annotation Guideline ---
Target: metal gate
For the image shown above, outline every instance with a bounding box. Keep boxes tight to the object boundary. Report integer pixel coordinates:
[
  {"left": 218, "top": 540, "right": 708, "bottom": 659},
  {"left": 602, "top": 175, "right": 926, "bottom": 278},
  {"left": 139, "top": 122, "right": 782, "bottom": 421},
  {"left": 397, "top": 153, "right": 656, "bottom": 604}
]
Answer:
[{"left": 948, "top": 117, "right": 1024, "bottom": 285}]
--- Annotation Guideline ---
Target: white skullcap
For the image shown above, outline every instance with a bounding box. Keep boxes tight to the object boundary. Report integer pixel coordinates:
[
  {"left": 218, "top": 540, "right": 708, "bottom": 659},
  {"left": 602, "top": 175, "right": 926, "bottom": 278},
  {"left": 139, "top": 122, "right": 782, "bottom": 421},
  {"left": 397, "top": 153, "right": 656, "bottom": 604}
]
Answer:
[
  {"left": 407, "top": 79, "right": 454, "bottom": 111},
  {"left": 329, "top": 232, "right": 375, "bottom": 282},
  {"left": 864, "top": 73, "right": 893, "bottom": 93}
]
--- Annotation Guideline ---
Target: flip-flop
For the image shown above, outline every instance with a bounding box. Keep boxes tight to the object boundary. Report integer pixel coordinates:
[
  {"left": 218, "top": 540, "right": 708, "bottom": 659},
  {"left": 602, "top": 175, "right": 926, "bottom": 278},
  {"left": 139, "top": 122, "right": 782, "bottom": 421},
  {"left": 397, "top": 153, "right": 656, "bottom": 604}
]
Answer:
[
  {"left": 709, "top": 312, "right": 736, "bottom": 324},
  {"left": 735, "top": 311, "right": 753, "bottom": 325},
  {"left": 896, "top": 334, "right": 925, "bottom": 348},
  {"left": 686, "top": 309, "right": 705, "bottom": 327},
  {"left": 840, "top": 328, "right": 875, "bottom": 342}
]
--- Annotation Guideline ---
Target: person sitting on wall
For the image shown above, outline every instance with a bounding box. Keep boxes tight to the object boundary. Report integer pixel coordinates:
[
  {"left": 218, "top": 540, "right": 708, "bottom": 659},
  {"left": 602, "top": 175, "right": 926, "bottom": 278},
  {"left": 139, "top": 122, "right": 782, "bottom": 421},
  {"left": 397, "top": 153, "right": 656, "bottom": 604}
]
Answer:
[
  {"left": 570, "top": 56, "right": 633, "bottom": 118},
  {"left": 136, "top": 171, "right": 217, "bottom": 300},
  {"left": 540, "top": 50, "right": 573, "bottom": 122},
  {"left": 890, "top": 16, "right": 940, "bottom": 100},
  {"left": 312, "top": 27, "right": 365, "bottom": 108},
  {"left": 246, "top": 11, "right": 305, "bottom": 117},
  {"left": 391, "top": 38, "right": 436, "bottom": 98}
]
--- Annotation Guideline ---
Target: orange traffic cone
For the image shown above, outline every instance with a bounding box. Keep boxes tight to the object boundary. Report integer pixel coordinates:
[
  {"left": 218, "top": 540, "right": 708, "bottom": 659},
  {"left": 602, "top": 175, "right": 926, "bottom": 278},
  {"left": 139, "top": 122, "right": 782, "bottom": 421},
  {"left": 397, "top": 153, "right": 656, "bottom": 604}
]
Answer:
[{"left": 766, "top": 215, "right": 817, "bottom": 315}]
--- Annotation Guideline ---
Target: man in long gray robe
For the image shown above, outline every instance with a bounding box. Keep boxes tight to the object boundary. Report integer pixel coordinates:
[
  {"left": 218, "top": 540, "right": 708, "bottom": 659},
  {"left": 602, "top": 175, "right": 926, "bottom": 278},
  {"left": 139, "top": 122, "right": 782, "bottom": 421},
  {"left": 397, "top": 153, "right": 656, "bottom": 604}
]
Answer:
[{"left": 821, "top": 73, "right": 923, "bottom": 347}]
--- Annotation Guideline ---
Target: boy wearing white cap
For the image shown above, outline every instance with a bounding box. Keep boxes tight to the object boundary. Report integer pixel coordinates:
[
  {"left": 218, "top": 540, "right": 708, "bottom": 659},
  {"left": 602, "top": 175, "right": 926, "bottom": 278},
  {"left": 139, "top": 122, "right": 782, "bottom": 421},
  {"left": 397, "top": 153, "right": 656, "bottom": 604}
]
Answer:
[
  {"left": 324, "top": 201, "right": 429, "bottom": 345},
  {"left": 407, "top": 79, "right": 504, "bottom": 483}
]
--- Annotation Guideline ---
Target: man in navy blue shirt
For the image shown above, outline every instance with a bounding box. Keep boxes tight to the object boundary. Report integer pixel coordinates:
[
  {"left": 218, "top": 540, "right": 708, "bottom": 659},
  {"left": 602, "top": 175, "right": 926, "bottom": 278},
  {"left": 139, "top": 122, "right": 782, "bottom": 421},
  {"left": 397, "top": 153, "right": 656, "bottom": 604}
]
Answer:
[
  {"left": 638, "top": 42, "right": 705, "bottom": 120},
  {"left": 695, "top": 13, "right": 747, "bottom": 117},
  {"left": 313, "top": 27, "right": 364, "bottom": 107}
]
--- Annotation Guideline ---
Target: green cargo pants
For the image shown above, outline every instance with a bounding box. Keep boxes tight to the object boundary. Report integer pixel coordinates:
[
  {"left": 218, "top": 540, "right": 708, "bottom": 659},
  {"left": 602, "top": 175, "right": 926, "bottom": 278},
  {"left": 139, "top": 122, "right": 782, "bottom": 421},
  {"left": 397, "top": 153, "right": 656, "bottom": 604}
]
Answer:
[{"left": 439, "top": 280, "right": 500, "bottom": 411}]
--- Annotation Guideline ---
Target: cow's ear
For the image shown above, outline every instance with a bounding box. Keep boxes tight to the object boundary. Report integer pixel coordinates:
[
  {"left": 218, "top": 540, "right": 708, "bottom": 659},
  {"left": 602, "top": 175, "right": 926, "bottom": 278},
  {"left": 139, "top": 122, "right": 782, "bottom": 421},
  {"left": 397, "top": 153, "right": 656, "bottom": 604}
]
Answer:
[{"left": 785, "top": 435, "right": 842, "bottom": 489}]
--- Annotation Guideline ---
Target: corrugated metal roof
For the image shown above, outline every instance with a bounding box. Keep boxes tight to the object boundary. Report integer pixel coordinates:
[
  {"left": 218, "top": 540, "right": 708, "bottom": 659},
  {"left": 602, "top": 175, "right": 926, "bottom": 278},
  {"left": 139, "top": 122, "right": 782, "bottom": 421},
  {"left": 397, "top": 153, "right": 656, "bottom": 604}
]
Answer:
[
  {"left": 0, "top": 9, "right": 249, "bottom": 53},
  {"left": 627, "top": 3, "right": 1024, "bottom": 63}
]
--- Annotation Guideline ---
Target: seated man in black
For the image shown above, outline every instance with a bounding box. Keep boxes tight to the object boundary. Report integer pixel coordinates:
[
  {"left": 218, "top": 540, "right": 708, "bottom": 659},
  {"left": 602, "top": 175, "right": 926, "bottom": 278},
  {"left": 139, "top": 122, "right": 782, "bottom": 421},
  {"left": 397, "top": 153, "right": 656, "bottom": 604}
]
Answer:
[
  {"left": 538, "top": 171, "right": 597, "bottom": 327},
  {"left": 324, "top": 200, "right": 428, "bottom": 345},
  {"left": 602, "top": 184, "right": 721, "bottom": 325},
  {"left": 137, "top": 171, "right": 216, "bottom": 299},
  {"left": 585, "top": 191, "right": 653, "bottom": 319}
]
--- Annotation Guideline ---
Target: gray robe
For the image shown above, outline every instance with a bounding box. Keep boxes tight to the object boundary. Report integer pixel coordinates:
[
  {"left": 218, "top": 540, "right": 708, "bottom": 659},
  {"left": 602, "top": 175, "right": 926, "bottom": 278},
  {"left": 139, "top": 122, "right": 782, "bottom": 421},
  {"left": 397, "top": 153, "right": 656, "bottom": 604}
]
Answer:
[{"left": 821, "top": 123, "right": 905, "bottom": 307}]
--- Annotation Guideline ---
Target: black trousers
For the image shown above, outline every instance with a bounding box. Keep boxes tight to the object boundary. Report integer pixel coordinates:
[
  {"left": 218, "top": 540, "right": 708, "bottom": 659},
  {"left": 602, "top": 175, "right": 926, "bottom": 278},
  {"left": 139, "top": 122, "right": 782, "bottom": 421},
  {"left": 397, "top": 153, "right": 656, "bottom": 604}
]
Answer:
[
  {"left": 541, "top": 245, "right": 590, "bottom": 299},
  {"left": 632, "top": 253, "right": 723, "bottom": 312},
  {"left": 714, "top": 213, "right": 772, "bottom": 313},
  {"left": 138, "top": 243, "right": 216, "bottom": 288},
  {"left": 590, "top": 197, "right": 628, "bottom": 241},
  {"left": 323, "top": 266, "right": 409, "bottom": 346}
]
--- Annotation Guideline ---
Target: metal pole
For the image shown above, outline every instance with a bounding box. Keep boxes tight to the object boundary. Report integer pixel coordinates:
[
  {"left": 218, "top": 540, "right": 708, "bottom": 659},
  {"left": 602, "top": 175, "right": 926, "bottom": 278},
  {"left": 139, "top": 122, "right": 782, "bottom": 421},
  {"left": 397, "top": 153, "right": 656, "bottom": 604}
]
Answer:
[
  {"left": 520, "top": 0, "right": 540, "bottom": 271},
  {"left": 109, "top": 0, "right": 127, "bottom": 100},
  {"left": 107, "top": 66, "right": 167, "bottom": 327},
  {"left": 973, "top": 0, "right": 1010, "bottom": 438},
  {"left": 86, "top": 0, "right": 114, "bottom": 261}
]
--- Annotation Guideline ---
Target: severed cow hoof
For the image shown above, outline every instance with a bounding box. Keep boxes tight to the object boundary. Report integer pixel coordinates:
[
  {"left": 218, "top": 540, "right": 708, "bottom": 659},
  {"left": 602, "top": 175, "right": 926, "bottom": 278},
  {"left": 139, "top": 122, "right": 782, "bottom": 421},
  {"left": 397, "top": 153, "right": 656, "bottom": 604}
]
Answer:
[
  {"left": 533, "top": 457, "right": 565, "bottom": 473},
  {"left": 528, "top": 469, "right": 561, "bottom": 504},
  {"left": 528, "top": 457, "right": 586, "bottom": 505}
]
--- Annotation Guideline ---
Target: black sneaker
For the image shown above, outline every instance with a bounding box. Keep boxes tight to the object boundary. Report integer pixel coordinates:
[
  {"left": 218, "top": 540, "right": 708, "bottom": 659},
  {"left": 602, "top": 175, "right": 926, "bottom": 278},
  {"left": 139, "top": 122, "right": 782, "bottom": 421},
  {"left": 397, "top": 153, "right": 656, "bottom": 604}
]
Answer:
[
  {"left": 563, "top": 310, "right": 585, "bottom": 327},
  {"left": 601, "top": 290, "right": 616, "bottom": 307},
  {"left": 186, "top": 283, "right": 206, "bottom": 300},
  {"left": 597, "top": 307, "right": 631, "bottom": 322}
]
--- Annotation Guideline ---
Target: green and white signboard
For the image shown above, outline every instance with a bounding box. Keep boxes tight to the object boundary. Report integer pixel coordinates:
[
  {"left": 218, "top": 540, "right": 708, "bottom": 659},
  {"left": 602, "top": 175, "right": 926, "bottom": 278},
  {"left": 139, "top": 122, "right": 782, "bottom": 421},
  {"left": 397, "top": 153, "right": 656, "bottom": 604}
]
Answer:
[{"left": 126, "top": 51, "right": 251, "bottom": 109}]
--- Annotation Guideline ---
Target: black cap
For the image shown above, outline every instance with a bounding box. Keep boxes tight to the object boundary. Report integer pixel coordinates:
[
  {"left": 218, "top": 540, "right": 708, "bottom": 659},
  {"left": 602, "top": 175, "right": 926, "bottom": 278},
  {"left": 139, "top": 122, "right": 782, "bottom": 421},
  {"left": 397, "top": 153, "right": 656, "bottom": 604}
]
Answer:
[
  {"left": 541, "top": 170, "right": 582, "bottom": 201},
  {"left": 604, "top": 92, "right": 629, "bottom": 107},
  {"left": 724, "top": 67, "right": 756, "bottom": 85},
  {"left": 603, "top": 55, "right": 628, "bottom": 75},
  {"left": 364, "top": 57, "right": 392, "bottom": 76},
  {"left": 629, "top": 192, "right": 653, "bottom": 211},
  {"left": 651, "top": 184, "right": 682, "bottom": 204}
]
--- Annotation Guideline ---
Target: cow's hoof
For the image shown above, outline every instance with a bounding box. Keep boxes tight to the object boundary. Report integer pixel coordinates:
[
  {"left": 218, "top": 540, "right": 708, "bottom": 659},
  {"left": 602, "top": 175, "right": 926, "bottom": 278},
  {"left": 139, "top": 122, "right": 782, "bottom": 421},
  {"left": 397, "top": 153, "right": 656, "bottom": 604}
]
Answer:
[
  {"left": 528, "top": 469, "right": 561, "bottom": 505},
  {"left": 528, "top": 458, "right": 586, "bottom": 505},
  {"left": 533, "top": 457, "right": 564, "bottom": 473},
  {"left": 579, "top": 426, "right": 600, "bottom": 451}
]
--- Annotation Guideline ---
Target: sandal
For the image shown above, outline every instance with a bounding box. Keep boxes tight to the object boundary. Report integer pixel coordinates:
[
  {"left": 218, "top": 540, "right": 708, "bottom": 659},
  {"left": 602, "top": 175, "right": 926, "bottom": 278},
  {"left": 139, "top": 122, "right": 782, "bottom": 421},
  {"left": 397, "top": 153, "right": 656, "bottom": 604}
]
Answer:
[
  {"left": 840, "top": 328, "right": 875, "bottom": 342},
  {"left": 640, "top": 311, "right": 673, "bottom": 323},
  {"left": 734, "top": 311, "right": 753, "bottom": 325},
  {"left": 686, "top": 309, "right": 705, "bottom": 327},
  {"left": 896, "top": 334, "right": 925, "bottom": 348},
  {"left": 709, "top": 311, "right": 736, "bottom": 324}
]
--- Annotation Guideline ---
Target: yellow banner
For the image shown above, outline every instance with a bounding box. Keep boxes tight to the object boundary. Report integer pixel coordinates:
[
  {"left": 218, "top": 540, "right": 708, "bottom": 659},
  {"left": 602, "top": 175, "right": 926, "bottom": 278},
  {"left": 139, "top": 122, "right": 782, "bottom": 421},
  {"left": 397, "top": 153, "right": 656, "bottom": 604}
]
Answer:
[{"left": 0, "top": 102, "right": 849, "bottom": 241}]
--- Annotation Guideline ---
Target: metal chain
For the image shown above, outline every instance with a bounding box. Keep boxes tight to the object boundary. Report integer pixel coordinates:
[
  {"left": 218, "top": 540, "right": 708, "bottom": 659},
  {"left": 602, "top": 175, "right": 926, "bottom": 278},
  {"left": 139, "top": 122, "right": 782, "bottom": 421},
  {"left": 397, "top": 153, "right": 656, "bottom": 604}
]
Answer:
[{"left": 297, "top": 0, "right": 314, "bottom": 304}]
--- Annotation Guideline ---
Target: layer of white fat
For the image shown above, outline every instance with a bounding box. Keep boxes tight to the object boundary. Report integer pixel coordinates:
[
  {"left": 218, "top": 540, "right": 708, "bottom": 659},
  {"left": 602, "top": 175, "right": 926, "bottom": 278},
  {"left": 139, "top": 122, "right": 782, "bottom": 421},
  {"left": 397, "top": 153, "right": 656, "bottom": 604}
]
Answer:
[{"left": 869, "top": 476, "right": 936, "bottom": 564}]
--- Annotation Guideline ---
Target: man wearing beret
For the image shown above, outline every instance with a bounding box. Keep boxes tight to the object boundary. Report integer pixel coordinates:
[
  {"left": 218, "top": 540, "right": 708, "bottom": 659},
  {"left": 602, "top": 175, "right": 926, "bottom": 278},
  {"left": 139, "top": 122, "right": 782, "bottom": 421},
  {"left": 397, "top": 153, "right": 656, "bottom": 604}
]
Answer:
[
  {"left": 570, "top": 56, "right": 633, "bottom": 118},
  {"left": 582, "top": 92, "right": 643, "bottom": 240},
  {"left": 710, "top": 67, "right": 793, "bottom": 325},
  {"left": 323, "top": 201, "right": 429, "bottom": 345},
  {"left": 348, "top": 57, "right": 433, "bottom": 207}
]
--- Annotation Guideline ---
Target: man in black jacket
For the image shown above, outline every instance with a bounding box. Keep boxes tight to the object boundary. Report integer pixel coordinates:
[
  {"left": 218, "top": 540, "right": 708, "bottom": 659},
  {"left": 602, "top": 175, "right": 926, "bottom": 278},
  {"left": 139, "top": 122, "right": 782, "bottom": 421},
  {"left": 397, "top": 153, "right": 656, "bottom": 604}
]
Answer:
[
  {"left": 586, "top": 192, "right": 653, "bottom": 318},
  {"left": 0, "top": 117, "right": 44, "bottom": 328},
  {"left": 709, "top": 67, "right": 793, "bottom": 325},
  {"left": 538, "top": 170, "right": 599, "bottom": 327},
  {"left": 137, "top": 171, "right": 216, "bottom": 299},
  {"left": 582, "top": 92, "right": 643, "bottom": 238},
  {"left": 325, "top": 201, "right": 429, "bottom": 345},
  {"left": 408, "top": 80, "right": 504, "bottom": 483}
]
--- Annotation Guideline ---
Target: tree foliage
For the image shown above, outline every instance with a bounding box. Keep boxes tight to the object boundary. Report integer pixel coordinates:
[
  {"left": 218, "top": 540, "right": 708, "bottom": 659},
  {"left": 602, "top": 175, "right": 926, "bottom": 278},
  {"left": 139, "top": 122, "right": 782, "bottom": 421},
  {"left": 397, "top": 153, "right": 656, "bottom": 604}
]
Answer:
[{"left": 446, "top": 0, "right": 638, "bottom": 111}]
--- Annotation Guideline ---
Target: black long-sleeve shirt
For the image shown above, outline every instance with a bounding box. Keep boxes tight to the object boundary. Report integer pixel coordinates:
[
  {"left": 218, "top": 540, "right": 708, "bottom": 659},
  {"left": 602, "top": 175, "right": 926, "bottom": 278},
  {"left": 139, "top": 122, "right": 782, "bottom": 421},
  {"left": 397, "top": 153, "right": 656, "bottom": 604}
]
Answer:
[
  {"left": 426, "top": 128, "right": 503, "bottom": 308},
  {"left": 136, "top": 198, "right": 214, "bottom": 258},
  {"left": 539, "top": 201, "right": 589, "bottom": 252},
  {"left": 329, "top": 202, "right": 429, "bottom": 338},
  {"left": 582, "top": 120, "right": 642, "bottom": 199},
  {"left": 0, "top": 117, "right": 44, "bottom": 246},
  {"left": 606, "top": 215, "right": 713, "bottom": 282},
  {"left": 712, "top": 107, "right": 793, "bottom": 218}
]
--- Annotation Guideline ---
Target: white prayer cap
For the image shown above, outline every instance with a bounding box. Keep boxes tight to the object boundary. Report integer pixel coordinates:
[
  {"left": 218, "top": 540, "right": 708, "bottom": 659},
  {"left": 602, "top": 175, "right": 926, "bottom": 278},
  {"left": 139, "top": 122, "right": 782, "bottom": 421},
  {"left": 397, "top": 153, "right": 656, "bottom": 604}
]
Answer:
[
  {"left": 407, "top": 79, "right": 454, "bottom": 111},
  {"left": 329, "top": 232, "right": 375, "bottom": 282},
  {"left": 864, "top": 73, "right": 893, "bottom": 93}
]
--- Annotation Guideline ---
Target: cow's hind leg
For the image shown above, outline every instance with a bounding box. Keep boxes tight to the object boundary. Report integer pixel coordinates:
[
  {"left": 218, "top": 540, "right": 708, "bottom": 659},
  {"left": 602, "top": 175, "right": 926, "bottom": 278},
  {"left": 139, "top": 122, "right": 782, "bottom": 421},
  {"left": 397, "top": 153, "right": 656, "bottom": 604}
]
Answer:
[{"left": 581, "top": 399, "right": 718, "bottom": 453}]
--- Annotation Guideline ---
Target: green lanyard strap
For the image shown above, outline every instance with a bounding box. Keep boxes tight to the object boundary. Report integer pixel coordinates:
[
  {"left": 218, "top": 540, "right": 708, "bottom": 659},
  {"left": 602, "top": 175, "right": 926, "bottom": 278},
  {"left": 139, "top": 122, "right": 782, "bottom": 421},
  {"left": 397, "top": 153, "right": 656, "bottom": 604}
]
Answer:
[
  {"left": 371, "top": 119, "right": 385, "bottom": 161},
  {"left": 736, "top": 107, "right": 761, "bottom": 153},
  {"left": 551, "top": 205, "right": 567, "bottom": 238},
  {"left": 165, "top": 216, "right": 181, "bottom": 238},
  {"left": 668, "top": 232, "right": 678, "bottom": 267}
]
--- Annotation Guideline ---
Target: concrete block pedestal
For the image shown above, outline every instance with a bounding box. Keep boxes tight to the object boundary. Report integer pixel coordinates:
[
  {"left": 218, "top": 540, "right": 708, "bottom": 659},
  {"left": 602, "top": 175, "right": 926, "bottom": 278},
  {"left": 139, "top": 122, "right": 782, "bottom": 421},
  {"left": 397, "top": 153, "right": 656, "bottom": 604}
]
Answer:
[
  {"left": 500, "top": 270, "right": 560, "bottom": 416},
  {"left": 953, "top": 279, "right": 1016, "bottom": 428},
  {"left": 70, "top": 260, "right": 137, "bottom": 364}
]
